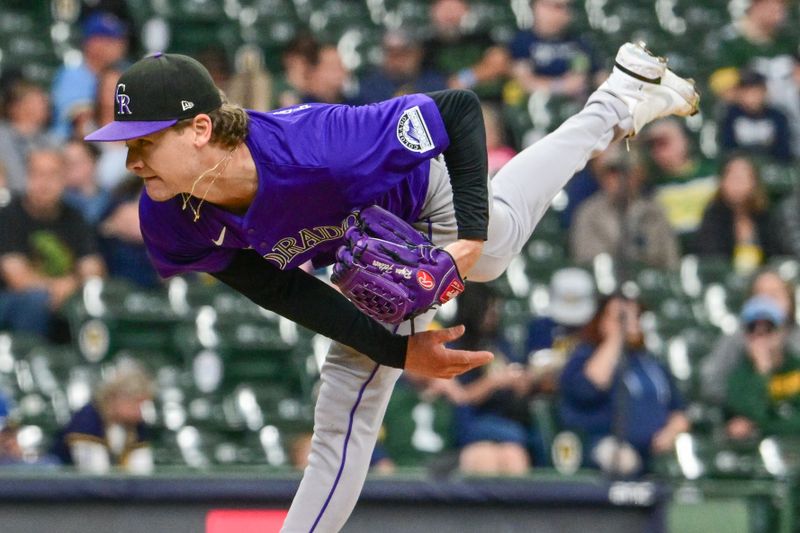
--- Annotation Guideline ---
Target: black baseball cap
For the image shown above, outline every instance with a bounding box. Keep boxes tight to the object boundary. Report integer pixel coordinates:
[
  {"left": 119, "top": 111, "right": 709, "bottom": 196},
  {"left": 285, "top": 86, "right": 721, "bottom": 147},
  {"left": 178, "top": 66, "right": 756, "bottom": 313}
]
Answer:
[{"left": 84, "top": 52, "right": 222, "bottom": 142}]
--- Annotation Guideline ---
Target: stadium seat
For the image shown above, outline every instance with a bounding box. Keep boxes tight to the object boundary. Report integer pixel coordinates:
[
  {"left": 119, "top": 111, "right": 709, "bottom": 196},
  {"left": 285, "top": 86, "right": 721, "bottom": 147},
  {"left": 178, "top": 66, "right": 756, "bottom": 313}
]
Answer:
[
  {"left": 759, "top": 162, "right": 798, "bottom": 203},
  {"left": 381, "top": 379, "right": 454, "bottom": 467},
  {"left": 524, "top": 238, "right": 570, "bottom": 281},
  {"left": 634, "top": 266, "right": 684, "bottom": 311}
]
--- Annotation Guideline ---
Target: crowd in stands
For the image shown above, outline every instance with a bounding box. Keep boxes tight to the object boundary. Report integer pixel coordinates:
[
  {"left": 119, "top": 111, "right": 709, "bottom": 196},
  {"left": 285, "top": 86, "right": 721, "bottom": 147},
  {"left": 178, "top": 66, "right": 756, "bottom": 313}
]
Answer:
[{"left": 2, "top": 0, "right": 800, "bottom": 482}]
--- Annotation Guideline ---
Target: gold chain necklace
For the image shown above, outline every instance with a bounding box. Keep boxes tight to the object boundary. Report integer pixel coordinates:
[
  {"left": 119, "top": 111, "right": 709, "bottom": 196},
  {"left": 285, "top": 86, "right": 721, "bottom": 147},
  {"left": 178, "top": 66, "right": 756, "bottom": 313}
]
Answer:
[{"left": 180, "top": 145, "right": 237, "bottom": 222}]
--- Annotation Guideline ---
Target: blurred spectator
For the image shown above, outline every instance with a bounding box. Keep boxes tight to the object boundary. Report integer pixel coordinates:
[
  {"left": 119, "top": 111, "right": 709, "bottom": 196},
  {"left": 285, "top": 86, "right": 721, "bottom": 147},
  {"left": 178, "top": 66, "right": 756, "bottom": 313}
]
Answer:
[
  {"left": 482, "top": 103, "right": 516, "bottom": 177},
  {"left": 91, "top": 68, "right": 130, "bottom": 190},
  {"left": 709, "top": 0, "right": 796, "bottom": 98},
  {"left": 0, "top": 423, "right": 23, "bottom": 466},
  {"left": 52, "top": 360, "right": 155, "bottom": 474},
  {"left": 718, "top": 69, "right": 792, "bottom": 163},
  {"left": 0, "top": 391, "right": 9, "bottom": 432},
  {"left": 571, "top": 147, "right": 680, "bottom": 270},
  {"left": 97, "top": 177, "right": 160, "bottom": 288},
  {"left": 275, "top": 32, "right": 319, "bottom": 109},
  {"left": 693, "top": 154, "right": 777, "bottom": 273},
  {"left": 63, "top": 140, "right": 110, "bottom": 225},
  {"left": 509, "top": 0, "right": 602, "bottom": 104},
  {"left": 369, "top": 443, "right": 397, "bottom": 475},
  {"left": 0, "top": 148, "right": 106, "bottom": 337},
  {"left": 645, "top": 118, "right": 718, "bottom": 240},
  {"left": 709, "top": 0, "right": 800, "bottom": 157},
  {"left": 288, "top": 431, "right": 313, "bottom": 471},
  {"left": 196, "top": 46, "right": 232, "bottom": 91},
  {"left": 700, "top": 268, "right": 800, "bottom": 405},
  {"left": 77, "top": 0, "right": 138, "bottom": 54},
  {"left": 526, "top": 268, "right": 596, "bottom": 387},
  {"left": 356, "top": 30, "right": 447, "bottom": 104},
  {"left": 0, "top": 410, "right": 59, "bottom": 467},
  {"left": 0, "top": 162, "right": 9, "bottom": 209},
  {"left": 450, "top": 284, "right": 538, "bottom": 475},
  {"left": 226, "top": 45, "right": 274, "bottom": 112},
  {"left": 423, "top": 0, "right": 510, "bottom": 101},
  {"left": 303, "top": 45, "right": 356, "bottom": 105},
  {"left": 559, "top": 296, "right": 689, "bottom": 476},
  {"left": 724, "top": 295, "right": 800, "bottom": 440},
  {"left": 0, "top": 79, "right": 53, "bottom": 193},
  {"left": 50, "top": 12, "right": 129, "bottom": 141}
]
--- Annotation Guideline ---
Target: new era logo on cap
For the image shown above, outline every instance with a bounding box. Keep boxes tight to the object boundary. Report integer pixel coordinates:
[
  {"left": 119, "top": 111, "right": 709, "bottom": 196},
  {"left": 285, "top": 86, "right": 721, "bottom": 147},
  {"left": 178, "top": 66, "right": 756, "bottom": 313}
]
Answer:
[{"left": 181, "top": 100, "right": 194, "bottom": 111}]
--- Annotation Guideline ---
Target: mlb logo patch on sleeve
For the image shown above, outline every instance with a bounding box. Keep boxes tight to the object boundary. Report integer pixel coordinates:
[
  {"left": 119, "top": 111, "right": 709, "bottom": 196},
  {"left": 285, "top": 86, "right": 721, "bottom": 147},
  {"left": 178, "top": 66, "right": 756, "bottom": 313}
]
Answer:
[{"left": 396, "top": 106, "right": 435, "bottom": 153}]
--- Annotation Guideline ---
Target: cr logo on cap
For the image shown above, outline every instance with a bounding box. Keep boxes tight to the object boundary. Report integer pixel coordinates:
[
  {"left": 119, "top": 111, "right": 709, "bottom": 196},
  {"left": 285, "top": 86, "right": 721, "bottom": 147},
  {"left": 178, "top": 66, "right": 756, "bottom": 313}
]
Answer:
[{"left": 115, "top": 83, "right": 131, "bottom": 115}]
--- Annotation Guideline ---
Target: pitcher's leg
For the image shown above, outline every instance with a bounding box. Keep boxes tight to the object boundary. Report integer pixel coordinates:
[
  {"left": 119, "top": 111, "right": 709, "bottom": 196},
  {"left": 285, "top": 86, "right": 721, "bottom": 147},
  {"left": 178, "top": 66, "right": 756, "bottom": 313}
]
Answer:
[
  {"left": 470, "top": 93, "right": 631, "bottom": 282},
  {"left": 282, "top": 343, "right": 402, "bottom": 533}
]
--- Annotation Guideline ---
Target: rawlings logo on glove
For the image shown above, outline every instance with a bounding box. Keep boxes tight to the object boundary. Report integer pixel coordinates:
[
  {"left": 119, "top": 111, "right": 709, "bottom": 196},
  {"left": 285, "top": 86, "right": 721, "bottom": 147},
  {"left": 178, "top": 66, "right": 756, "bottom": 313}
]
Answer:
[{"left": 331, "top": 205, "right": 465, "bottom": 324}]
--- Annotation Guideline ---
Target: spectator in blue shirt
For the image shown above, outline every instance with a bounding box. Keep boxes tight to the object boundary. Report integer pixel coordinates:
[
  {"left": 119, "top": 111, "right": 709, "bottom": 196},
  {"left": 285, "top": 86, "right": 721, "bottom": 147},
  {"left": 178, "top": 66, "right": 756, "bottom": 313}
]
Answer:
[
  {"left": 509, "top": 0, "right": 603, "bottom": 103},
  {"left": 559, "top": 296, "right": 689, "bottom": 476},
  {"left": 719, "top": 69, "right": 792, "bottom": 163},
  {"left": 356, "top": 29, "right": 448, "bottom": 104}
]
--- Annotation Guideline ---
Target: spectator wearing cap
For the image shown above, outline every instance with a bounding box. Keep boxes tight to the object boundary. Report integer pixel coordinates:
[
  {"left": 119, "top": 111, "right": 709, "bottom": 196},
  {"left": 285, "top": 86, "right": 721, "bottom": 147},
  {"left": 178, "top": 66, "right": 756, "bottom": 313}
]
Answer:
[
  {"left": 700, "top": 268, "right": 800, "bottom": 405},
  {"left": 526, "top": 267, "right": 596, "bottom": 385},
  {"left": 708, "top": 0, "right": 800, "bottom": 157},
  {"left": 559, "top": 296, "right": 689, "bottom": 476},
  {"left": 570, "top": 145, "right": 680, "bottom": 270},
  {"left": 355, "top": 29, "right": 447, "bottom": 104},
  {"left": 718, "top": 69, "right": 792, "bottom": 163},
  {"left": 724, "top": 295, "right": 800, "bottom": 440},
  {"left": 50, "top": 11, "right": 129, "bottom": 141}
]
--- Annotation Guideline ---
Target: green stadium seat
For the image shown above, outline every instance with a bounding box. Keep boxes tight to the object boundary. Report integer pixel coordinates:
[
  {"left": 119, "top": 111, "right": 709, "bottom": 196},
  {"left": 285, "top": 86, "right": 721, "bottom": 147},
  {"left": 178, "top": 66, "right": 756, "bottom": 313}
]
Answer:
[
  {"left": 167, "top": 19, "right": 242, "bottom": 59},
  {"left": 530, "top": 396, "right": 560, "bottom": 465},
  {"left": 62, "top": 279, "right": 189, "bottom": 364},
  {"left": 381, "top": 379, "right": 454, "bottom": 467},
  {"left": 759, "top": 163, "right": 798, "bottom": 203},
  {"left": 524, "top": 238, "right": 569, "bottom": 281},
  {"left": 165, "top": 0, "right": 227, "bottom": 22},
  {"left": 633, "top": 266, "right": 683, "bottom": 311}
]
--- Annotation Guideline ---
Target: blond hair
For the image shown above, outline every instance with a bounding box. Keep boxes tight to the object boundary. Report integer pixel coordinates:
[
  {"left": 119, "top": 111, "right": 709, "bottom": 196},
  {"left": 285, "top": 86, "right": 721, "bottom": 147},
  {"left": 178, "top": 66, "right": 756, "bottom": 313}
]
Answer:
[{"left": 95, "top": 359, "right": 154, "bottom": 415}]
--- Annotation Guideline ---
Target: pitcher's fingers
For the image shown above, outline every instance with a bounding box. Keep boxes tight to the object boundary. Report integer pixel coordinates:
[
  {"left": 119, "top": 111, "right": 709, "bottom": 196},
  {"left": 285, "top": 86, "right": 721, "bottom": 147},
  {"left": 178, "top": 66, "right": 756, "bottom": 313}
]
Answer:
[
  {"left": 449, "top": 349, "right": 493, "bottom": 373},
  {"left": 437, "top": 324, "right": 466, "bottom": 343}
]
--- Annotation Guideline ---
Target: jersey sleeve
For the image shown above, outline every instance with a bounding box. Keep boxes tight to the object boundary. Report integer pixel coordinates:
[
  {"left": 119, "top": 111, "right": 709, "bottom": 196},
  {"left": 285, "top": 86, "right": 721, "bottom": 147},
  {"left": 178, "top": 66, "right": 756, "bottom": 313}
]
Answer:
[
  {"left": 320, "top": 94, "right": 450, "bottom": 202},
  {"left": 139, "top": 196, "right": 236, "bottom": 278}
]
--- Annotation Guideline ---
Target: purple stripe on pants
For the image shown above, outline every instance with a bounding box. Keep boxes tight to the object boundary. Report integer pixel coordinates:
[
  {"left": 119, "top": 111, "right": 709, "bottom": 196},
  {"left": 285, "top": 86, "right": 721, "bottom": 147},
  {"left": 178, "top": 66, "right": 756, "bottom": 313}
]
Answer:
[{"left": 308, "top": 364, "right": 380, "bottom": 532}]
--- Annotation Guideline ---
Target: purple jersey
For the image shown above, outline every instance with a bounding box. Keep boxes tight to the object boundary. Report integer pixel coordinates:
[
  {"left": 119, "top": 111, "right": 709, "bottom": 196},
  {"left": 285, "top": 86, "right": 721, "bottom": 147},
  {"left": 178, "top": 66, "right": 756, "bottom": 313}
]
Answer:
[{"left": 140, "top": 94, "right": 450, "bottom": 277}]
